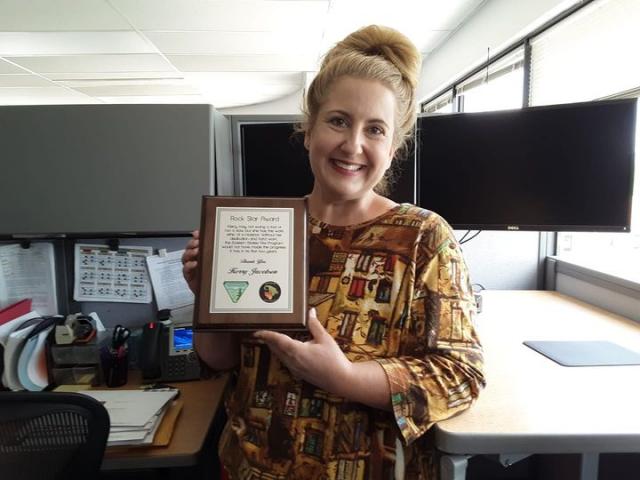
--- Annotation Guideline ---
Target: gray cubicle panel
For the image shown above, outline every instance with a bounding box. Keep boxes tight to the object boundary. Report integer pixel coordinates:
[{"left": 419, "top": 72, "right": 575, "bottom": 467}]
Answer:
[{"left": 0, "top": 104, "right": 214, "bottom": 237}]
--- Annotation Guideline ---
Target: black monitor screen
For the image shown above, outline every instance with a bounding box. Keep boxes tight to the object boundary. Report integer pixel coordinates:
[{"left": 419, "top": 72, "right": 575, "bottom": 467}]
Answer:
[
  {"left": 417, "top": 99, "right": 636, "bottom": 231},
  {"left": 242, "top": 123, "right": 313, "bottom": 198}
]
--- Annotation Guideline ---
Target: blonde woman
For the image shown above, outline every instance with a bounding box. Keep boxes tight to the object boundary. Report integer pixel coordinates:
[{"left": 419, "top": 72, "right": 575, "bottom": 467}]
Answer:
[{"left": 183, "top": 25, "right": 485, "bottom": 480}]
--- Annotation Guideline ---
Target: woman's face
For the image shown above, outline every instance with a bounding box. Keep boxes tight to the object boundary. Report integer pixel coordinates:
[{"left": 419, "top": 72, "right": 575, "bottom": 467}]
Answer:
[{"left": 305, "top": 76, "right": 396, "bottom": 202}]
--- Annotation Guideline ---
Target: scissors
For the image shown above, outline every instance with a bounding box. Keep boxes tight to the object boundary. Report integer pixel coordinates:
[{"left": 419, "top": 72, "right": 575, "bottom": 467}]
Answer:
[{"left": 112, "top": 324, "right": 131, "bottom": 349}]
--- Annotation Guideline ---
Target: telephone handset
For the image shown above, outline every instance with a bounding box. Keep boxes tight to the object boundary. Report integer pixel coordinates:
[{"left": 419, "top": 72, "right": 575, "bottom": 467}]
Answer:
[{"left": 140, "top": 321, "right": 162, "bottom": 380}]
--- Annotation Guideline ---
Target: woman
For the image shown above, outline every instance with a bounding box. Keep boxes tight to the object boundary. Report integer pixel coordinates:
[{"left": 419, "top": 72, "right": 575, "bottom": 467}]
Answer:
[{"left": 183, "top": 25, "right": 485, "bottom": 480}]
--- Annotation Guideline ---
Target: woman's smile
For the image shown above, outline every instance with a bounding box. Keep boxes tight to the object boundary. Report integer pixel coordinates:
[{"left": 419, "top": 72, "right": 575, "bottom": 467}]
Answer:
[{"left": 331, "top": 158, "right": 366, "bottom": 174}]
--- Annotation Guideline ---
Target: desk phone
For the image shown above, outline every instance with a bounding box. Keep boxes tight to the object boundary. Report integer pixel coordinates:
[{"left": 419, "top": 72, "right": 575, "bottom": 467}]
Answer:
[{"left": 160, "top": 324, "right": 201, "bottom": 382}]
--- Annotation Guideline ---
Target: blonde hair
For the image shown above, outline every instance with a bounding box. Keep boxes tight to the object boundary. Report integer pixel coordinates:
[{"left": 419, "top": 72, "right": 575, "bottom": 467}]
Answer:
[{"left": 301, "top": 25, "right": 422, "bottom": 195}]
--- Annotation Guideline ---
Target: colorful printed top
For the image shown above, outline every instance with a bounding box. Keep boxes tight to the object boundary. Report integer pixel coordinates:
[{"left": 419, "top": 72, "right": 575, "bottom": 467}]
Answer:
[{"left": 218, "top": 204, "right": 485, "bottom": 480}]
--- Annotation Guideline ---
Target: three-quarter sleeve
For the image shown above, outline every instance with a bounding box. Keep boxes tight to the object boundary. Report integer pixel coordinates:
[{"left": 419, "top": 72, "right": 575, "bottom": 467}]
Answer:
[{"left": 375, "top": 216, "right": 486, "bottom": 445}]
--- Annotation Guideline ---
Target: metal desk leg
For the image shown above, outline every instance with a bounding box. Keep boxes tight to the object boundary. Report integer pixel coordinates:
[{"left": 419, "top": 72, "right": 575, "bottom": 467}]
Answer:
[
  {"left": 440, "top": 455, "right": 471, "bottom": 480},
  {"left": 579, "top": 453, "right": 599, "bottom": 480}
]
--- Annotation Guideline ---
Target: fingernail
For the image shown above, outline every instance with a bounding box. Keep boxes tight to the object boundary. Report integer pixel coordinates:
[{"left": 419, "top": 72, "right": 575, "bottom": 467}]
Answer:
[{"left": 310, "top": 307, "right": 317, "bottom": 317}]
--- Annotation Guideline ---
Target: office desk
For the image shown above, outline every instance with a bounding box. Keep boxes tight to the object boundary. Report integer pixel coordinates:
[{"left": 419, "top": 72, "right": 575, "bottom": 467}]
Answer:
[
  {"left": 101, "top": 372, "right": 230, "bottom": 472},
  {"left": 435, "top": 290, "right": 640, "bottom": 480}
]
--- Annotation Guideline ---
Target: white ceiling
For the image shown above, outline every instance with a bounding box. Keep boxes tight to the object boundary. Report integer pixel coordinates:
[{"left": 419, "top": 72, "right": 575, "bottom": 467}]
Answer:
[{"left": 0, "top": 0, "right": 484, "bottom": 108}]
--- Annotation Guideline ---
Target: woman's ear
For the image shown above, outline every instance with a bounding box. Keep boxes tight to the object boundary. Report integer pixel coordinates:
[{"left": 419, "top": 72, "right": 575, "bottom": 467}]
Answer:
[{"left": 304, "top": 131, "right": 310, "bottom": 150}]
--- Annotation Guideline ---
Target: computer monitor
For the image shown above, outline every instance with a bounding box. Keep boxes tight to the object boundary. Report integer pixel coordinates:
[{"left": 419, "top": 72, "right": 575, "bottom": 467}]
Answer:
[{"left": 417, "top": 98, "right": 636, "bottom": 231}]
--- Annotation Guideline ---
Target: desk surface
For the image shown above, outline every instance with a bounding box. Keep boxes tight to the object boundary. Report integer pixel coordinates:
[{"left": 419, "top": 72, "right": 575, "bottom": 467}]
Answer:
[
  {"left": 101, "top": 372, "right": 229, "bottom": 471},
  {"left": 435, "top": 290, "right": 640, "bottom": 455}
]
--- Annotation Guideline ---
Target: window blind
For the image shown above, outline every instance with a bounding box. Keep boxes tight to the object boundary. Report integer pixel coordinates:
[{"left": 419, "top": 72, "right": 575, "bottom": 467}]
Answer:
[
  {"left": 455, "top": 47, "right": 524, "bottom": 113},
  {"left": 422, "top": 90, "right": 453, "bottom": 114},
  {"left": 529, "top": 0, "right": 640, "bottom": 106}
]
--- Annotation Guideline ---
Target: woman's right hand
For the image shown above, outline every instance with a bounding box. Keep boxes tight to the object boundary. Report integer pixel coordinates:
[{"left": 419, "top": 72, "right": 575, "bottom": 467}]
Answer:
[{"left": 182, "top": 230, "right": 200, "bottom": 294}]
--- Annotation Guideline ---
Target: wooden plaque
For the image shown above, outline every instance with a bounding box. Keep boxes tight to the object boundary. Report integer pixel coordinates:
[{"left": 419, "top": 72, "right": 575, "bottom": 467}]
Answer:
[{"left": 194, "top": 196, "right": 308, "bottom": 331}]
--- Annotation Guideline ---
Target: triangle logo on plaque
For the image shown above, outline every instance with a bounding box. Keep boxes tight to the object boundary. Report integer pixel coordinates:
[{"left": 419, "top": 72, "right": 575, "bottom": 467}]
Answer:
[{"left": 223, "top": 281, "right": 249, "bottom": 303}]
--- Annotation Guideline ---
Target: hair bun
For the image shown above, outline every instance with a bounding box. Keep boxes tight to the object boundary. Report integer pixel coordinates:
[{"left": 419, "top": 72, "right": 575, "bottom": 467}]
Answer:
[{"left": 324, "top": 25, "right": 422, "bottom": 89}]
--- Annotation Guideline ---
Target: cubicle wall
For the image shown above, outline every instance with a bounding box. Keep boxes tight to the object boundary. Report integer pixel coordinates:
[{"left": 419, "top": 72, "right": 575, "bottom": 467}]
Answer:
[
  {"left": 0, "top": 104, "right": 215, "bottom": 237},
  {"left": 546, "top": 257, "right": 640, "bottom": 322}
]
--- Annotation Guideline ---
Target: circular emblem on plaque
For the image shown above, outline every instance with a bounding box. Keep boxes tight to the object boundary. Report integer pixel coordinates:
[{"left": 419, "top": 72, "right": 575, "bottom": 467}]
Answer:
[{"left": 259, "top": 281, "right": 281, "bottom": 303}]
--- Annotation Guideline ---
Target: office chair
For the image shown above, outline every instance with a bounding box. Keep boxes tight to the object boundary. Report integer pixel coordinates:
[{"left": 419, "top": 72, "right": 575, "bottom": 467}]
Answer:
[{"left": 0, "top": 391, "right": 110, "bottom": 480}]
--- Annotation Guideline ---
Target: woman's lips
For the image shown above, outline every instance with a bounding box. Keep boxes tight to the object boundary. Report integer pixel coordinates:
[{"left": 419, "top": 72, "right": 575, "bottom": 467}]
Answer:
[{"left": 331, "top": 158, "right": 365, "bottom": 174}]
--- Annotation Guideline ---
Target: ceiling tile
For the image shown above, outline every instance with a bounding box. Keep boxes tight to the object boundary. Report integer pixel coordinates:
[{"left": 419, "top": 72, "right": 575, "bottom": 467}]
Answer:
[
  {"left": 0, "top": 59, "right": 28, "bottom": 74},
  {"left": 56, "top": 78, "right": 187, "bottom": 87},
  {"left": 322, "top": 0, "right": 483, "bottom": 53},
  {"left": 0, "top": 86, "right": 97, "bottom": 105},
  {"left": 0, "top": 74, "right": 54, "bottom": 87},
  {"left": 209, "top": 91, "right": 299, "bottom": 109},
  {"left": 0, "top": 0, "right": 131, "bottom": 31},
  {"left": 110, "top": 0, "right": 328, "bottom": 32},
  {"left": 7, "top": 54, "right": 174, "bottom": 74},
  {"left": 96, "top": 95, "right": 205, "bottom": 104},
  {"left": 0, "top": 32, "right": 156, "bottom": 56},
  {"left": 144, "top": 31, "right": 322, "bottom": 56},
  {"left": 204, "top": 84, "right": 302, "bottom": 109},
  {"left": 187, "top": 72, "right": 303, "bottom": 108},
  {"left": 72, "top": 83, "right": 199, "bottom": 97},
  {"left": 166, "top": 54, "right": 317, "bottom": 72},
  {"left": 48, "top": 72, "right": 184, "bottom": 81},
  {"left": 185, "top": 71, "right": 302, "bottom": 87}
]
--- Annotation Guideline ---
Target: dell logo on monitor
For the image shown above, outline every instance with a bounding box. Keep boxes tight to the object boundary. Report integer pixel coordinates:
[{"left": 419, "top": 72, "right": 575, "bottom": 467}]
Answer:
[{"left": 507, "top": 225, "right": 520, "bottom": 231}]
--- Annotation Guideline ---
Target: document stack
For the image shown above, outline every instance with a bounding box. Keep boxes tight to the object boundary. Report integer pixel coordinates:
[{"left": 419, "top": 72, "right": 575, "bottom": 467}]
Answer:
[{"left": 80, "top": 389, "right": 178, "bottom": 446}]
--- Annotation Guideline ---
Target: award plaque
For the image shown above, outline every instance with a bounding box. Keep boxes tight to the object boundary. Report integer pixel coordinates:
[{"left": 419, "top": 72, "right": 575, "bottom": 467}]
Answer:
[{"left": 194, "top": 196, "right": 308, "bottom": 331}]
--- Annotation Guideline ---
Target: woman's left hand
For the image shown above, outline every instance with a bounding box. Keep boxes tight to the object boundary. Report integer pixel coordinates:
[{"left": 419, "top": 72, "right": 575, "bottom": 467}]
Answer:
[{"left": 254, "top": 308, "right": 353, "bottom": 395}]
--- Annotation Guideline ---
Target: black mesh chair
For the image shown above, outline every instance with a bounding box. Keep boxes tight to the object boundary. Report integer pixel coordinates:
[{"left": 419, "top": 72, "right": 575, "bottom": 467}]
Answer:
[{"left": 0, "top": 391, "right": 110, "bottom": 480}]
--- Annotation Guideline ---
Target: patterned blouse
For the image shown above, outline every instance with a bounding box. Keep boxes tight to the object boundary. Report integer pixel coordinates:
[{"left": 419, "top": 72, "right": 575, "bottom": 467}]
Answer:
[{"left": 218, "top": 204, "right": 485, "bottom": 480}]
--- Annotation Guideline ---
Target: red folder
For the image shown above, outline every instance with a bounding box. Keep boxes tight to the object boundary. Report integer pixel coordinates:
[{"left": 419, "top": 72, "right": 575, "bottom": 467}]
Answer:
[{"left": 0, "top": 299, "right": 33, "bottom": 326}]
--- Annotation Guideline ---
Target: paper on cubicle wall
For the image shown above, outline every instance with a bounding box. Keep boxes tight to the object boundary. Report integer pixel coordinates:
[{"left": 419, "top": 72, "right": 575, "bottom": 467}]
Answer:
[
  {"left": 0, "top": 243, "right": 58, "bottom": 315},
  {"left": 146, "top": 249, "right": 194, "bottom": 310},
  {"left": 73, "top": 243, "right": 153, "bottom": 303},
  {"left": 170, "top": 304, "right": 194, "bottom": 326}
]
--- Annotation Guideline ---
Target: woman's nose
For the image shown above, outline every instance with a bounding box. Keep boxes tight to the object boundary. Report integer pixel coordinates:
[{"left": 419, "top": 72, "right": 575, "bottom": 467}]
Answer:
[{"left": 340, "top": 129, "right": 364, "bottom": 156}]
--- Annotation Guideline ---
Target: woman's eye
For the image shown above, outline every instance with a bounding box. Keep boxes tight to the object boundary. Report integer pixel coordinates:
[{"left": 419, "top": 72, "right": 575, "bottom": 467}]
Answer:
[
  {"left": 329, "top": 117, "right": 347, "bottom": 127},
  {"left": 369, "top": 125, "right": 385, "bottom": 136}
]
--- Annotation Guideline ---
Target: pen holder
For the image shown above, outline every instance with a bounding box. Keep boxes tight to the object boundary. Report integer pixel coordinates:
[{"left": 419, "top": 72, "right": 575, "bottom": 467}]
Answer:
[{"left": 101, "top": 345, "right": 129, "bottom": 388}]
